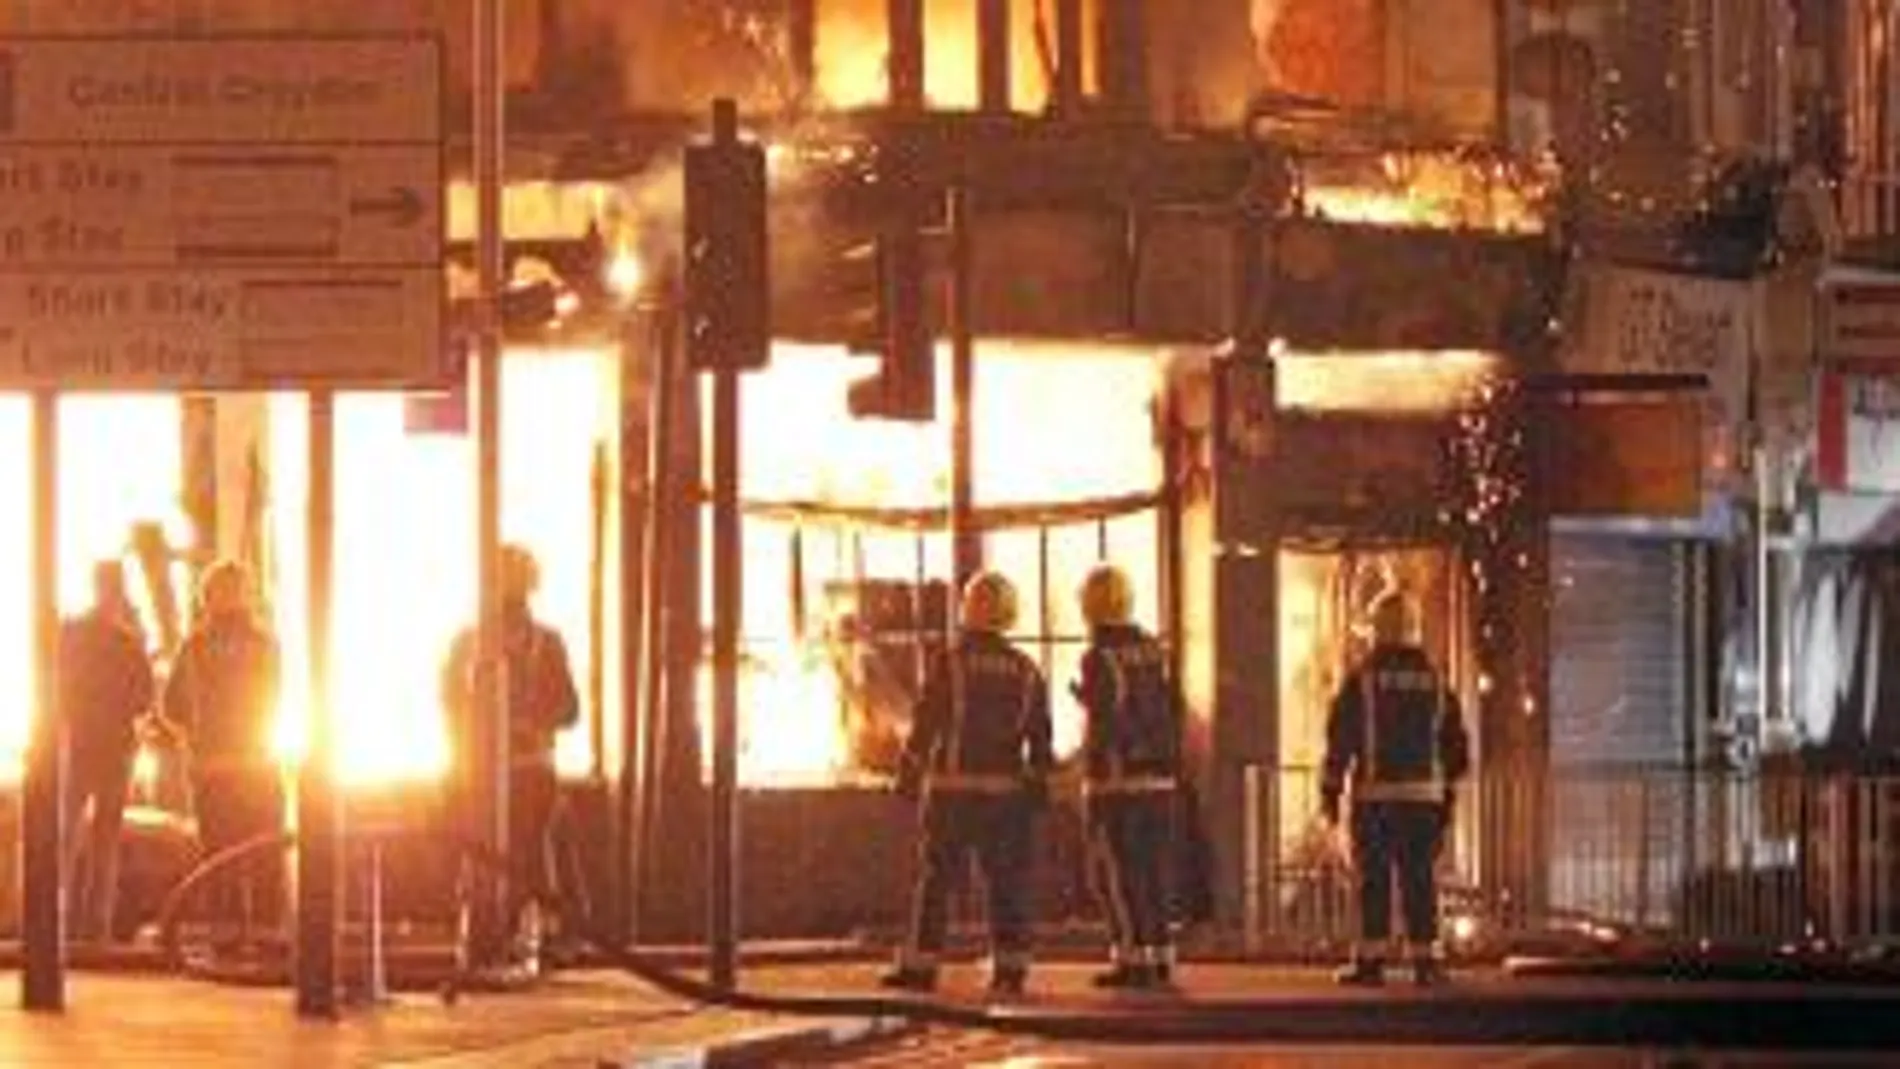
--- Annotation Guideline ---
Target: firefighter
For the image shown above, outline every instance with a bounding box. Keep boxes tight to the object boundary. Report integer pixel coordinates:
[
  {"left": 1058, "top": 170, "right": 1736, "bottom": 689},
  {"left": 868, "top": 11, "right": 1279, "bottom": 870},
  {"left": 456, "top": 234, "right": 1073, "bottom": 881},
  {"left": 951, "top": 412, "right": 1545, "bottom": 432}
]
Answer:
[
  {"left": 1072, "top": 563, "right": 1182, "bottom": 991},
  {"left": 164, "top": 560, "right": 284, "bottom": 945},
  {"left": 60, "top": 559, "right": 156, "bottom": 943},
  {"left": 1320, "top": 588, "right": 1470, "bottom": 986},
  {"left": 881, "top": 571, "right": 1054, "bottom": 998},
  {"left": 441, "top": 543, "right": 580, "bottom": 959}
]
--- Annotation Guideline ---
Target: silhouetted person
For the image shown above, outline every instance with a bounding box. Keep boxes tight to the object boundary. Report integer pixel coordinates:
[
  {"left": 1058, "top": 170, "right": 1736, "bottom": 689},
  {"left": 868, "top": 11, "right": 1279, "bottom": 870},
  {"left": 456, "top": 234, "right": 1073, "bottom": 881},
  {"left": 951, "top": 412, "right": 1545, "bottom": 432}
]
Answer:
[
  {"left": 1321, "top": 589, "right": 1469, "bottom": 987},
  {"left": 60, "top": 559, "right": 155, "bottom": 943},
  {"left": 442, "top": 543, "right": 579, "bottom": 959},
  {"left": 881, "top": 571, "right": 1054, "bottom": 999},
  {"left": 165, "top": 560, "right": 283, "bottom": 945}
]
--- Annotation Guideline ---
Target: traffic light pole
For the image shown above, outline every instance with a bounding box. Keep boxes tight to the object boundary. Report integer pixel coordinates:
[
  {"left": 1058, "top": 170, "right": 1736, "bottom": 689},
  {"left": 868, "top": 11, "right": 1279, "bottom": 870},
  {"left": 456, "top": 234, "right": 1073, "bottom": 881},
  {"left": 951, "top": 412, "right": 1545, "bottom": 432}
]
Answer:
[
  {"left": 705, "top": 100, "right": 745, "bottom": 994},
  {"left": 473, "top": 0, "right": 511, "bottom": 971}
]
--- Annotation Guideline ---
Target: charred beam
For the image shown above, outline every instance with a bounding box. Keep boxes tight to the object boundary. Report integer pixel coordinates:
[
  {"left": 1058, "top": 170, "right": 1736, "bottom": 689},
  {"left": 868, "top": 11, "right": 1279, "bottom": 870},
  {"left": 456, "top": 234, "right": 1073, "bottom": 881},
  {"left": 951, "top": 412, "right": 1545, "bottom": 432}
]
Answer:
[
  {"left": 1054, "top": 0, "right": 1085, "bottom": 115},
  {"left": 1098, "top": 0, "right": 1150, "bottom": 121},
  {"left": 788, "top": 0, "right": 817, "bottom": 108},
  {"left": 889, "top": 0, "right": 926, "bottom": 111},
  {"left": 979, "top": 0, "right": 1012, "bottom": 114}
]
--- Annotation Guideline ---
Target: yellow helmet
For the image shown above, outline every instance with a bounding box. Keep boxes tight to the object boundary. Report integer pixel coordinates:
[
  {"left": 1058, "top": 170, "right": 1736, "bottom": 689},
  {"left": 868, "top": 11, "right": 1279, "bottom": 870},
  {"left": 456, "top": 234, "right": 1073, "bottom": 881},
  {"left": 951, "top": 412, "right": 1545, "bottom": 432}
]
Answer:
[
  {"left": 960, "top": 570, "right": 1019, "bottom": 633},
  {"left": 1079, "top": 563, "right": 1135, "bottom": 628}
]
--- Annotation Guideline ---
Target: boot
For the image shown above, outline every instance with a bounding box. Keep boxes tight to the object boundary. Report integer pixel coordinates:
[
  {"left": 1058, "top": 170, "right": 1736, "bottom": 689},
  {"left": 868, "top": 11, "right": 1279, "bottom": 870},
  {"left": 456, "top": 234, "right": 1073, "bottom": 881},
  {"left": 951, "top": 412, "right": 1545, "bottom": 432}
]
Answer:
[
  {"left": 1335, "top": 957, "right": 1385, "bottom": 986},
  {"left": 1411, "top": 956, "right": 1450, "bottom": 987},
  {"left": 1091, "top": 963, "right": 1151, "bottom": 989},
  {"left": 987, "top": 967, "right": 1027, "bottom": 999},
  {"left": 877, "top": 965, "right": 937, "bottom": 993}
]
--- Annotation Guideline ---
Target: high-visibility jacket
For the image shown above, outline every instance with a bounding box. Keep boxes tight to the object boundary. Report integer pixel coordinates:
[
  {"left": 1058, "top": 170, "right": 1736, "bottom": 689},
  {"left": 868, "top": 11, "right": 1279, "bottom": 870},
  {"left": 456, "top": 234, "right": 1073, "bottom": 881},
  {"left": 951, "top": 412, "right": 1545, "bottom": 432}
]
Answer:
[
  {"left": 898, "top": 631, "right": 1053, "bottom": 796},
  {"left": 1321, "top": 643, "right": 1470, "bottom": 806},
  {"left": 1075, "top": 623, "right": 1182, "bottom": 795}
]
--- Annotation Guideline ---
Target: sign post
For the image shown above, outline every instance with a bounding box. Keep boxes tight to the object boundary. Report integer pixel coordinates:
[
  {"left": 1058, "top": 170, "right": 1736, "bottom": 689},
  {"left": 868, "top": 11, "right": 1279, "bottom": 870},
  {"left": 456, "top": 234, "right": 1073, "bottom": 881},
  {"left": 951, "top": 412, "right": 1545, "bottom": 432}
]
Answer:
[
  {"left": 22, "top": 389, "right": 60, "bottom": 1013},
  {"left": 0, "top": 35, "right": 444, "bottom": 1016}
]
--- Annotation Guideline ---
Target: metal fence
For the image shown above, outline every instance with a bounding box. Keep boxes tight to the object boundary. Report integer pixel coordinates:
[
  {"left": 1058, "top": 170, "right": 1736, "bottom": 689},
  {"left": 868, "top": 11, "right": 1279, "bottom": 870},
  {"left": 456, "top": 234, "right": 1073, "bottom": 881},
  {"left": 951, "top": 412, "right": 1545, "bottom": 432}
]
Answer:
[{"left": 1244, "top": 763, "right": 1900, "bottom": 954}]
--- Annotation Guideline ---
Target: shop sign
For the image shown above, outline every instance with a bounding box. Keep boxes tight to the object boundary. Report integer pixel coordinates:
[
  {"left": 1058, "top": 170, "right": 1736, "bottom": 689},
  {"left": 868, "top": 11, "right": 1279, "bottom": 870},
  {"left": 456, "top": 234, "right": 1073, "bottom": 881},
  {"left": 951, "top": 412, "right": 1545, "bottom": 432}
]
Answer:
[
  {"left": 1567, "top": 264, "right": 1753, "bottom": 383},
  {"left": 1821, "top": 281, "right": 1900, "bottom": 370},
  {"left": 1816, "top": 373, "right": 1900, "bottom": 494},
  {"left": 1564, "top": 264, "right": 1753, "bottom": 490},
  {"left": 1544, "top": 396, "right": 1704, "bottom": 518}
]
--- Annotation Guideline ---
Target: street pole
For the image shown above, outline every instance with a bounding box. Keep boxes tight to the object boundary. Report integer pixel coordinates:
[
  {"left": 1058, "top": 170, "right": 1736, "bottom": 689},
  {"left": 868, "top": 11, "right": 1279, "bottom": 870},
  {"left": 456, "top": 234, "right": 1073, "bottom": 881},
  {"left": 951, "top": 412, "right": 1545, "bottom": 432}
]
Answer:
[
  {"left": 706, "top": 101, "right": 744, "bottom": 995},
  {"left": 294, "top": 390, "right": 341, "bottom": 1018},
  {"left": 474, "top": 0, "right": 511, "bottom": 968},
  {"left": 948, "top": 188, "right": 979, "bottom": 586},
  {"left": 631, "top": 306, "right": 679, "bottom": 944},
  {"left": 22, "top": 390, "right": 62, "bottom": 1013}
]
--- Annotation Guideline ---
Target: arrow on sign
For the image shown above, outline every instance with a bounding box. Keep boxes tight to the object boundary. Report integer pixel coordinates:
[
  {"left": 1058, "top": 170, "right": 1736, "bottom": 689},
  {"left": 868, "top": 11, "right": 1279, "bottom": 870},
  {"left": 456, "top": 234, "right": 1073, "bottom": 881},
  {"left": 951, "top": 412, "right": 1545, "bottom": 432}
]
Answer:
[{"left": 348, "top": 186, "right": 425, "bottom": 228}]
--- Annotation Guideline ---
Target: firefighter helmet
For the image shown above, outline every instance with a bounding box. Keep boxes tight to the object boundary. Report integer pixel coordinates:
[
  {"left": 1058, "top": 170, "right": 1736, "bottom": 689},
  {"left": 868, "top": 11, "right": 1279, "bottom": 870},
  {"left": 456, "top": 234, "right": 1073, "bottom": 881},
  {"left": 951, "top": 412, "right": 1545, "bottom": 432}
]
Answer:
[
  {"left": 1367, "top": 588, "right": 1417, "bottom": 646},
  {"left": 960, "top": 570, "right": 1019, "bottom": 633},
  {"left": 499, "top": 543, "right": 541, "bottom": 601},
  {"left": 1078, "top": 563, "right": 1135, "bottom": 627}
]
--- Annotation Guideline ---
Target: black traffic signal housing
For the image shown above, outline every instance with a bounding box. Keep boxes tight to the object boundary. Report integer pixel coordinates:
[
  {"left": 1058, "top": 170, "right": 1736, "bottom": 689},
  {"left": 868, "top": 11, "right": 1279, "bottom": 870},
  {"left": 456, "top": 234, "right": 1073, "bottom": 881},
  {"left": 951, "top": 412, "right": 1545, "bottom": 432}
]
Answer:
[
  {"left": 847, "top": 229, "right": 935, "bottom": 422},
  {"left": 683, "top": 108, "right": 770, "bottom": 371}
]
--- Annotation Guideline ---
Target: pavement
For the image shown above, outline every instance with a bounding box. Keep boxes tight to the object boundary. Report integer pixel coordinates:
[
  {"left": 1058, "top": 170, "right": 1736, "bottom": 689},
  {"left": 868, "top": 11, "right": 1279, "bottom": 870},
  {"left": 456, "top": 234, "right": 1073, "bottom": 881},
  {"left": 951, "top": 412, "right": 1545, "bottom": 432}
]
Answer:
[
  {"left": 0, "top": 969, "right": 896, "bottom": 1069},
  {"left": 2, "top": 958, "right": 1899, "bottom": 1067}
]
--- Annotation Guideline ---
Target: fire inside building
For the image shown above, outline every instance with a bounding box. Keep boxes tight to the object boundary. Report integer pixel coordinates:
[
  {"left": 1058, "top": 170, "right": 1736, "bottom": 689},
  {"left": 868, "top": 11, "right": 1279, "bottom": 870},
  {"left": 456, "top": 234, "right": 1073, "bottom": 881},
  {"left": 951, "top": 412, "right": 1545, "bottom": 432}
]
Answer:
[{"left": 1, "top": 0, "right": 1897, "bottom": 984}]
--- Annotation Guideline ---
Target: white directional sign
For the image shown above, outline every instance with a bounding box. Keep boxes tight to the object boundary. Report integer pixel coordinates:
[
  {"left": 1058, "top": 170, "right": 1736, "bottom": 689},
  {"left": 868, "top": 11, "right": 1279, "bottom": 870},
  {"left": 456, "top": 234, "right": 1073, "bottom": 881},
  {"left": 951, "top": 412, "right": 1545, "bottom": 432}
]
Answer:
[{"left": 0, "top": 36, "right": 444, "bottom": 390}]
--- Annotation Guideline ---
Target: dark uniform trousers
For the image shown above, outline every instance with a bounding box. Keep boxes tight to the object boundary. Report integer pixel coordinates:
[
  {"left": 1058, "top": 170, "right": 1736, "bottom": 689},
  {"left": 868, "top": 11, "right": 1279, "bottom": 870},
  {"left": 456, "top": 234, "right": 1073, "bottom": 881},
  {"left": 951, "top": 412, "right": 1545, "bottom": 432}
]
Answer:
[
  {"left": 66, "top": 743, "right": 136, "bottom": 940},
  {"left": 904, "top": 792, "right": 1035, "bottom": 969},
  {"left": 508, "top": 762, "right": 560, "bottom": 914},
  {"left": 1088, "top": 791, "right": 1176, "bottom": 963},
  {"left": 1352, "top": 799, "right": 1444, "bottom": 946},
  {"left": 193, "top": 762, "right": 286, "bottom": 933}
]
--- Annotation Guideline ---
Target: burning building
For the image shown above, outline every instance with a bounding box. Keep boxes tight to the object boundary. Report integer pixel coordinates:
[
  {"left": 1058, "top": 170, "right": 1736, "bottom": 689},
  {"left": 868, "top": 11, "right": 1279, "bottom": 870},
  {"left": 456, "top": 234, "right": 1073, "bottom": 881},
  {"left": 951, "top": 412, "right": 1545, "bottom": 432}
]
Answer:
[{"left": 0, "top": 0, "right": 1579, "bottom": 950}]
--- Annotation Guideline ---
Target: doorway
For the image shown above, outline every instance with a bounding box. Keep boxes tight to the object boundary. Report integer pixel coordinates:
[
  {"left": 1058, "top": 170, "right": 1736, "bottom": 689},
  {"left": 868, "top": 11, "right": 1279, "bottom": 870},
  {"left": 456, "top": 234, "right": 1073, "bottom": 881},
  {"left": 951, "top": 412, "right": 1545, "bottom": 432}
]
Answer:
[{"left": 1276, "top": 542, "right": 1471, "bottom": 836}]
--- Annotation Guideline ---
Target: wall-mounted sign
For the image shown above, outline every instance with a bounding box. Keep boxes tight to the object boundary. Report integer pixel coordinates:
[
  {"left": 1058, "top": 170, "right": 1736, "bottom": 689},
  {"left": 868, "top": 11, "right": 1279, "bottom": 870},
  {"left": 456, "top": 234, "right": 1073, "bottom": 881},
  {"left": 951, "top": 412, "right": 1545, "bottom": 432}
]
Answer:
[
  {"left": 1563, "top": 263, "right": 1754, "bottom": 490},
  {"left": 1544, "top": 396, "right": 1704, "bottom": 518},
  {"left": 1821, "top": 281, "right": 1900, "bottom": 370},
  {"left": 1816, "top": 373, "right": 1900, "bottom": 495}
]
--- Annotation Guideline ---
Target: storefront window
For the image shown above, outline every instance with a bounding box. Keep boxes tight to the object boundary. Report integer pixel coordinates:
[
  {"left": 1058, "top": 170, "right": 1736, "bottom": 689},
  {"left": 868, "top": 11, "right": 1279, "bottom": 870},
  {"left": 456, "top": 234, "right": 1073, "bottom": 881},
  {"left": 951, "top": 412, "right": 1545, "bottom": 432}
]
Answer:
[{"left": 705, "top": 341, "right": 1166, "bottom": 787}]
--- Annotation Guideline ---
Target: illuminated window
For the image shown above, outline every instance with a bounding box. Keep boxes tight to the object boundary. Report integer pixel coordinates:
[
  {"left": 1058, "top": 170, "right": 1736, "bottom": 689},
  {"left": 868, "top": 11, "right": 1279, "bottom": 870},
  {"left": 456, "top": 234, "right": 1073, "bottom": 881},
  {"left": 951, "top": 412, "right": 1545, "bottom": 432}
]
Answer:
[
  {"left": 704, "top": 341, "right": 1165, "bottom": 787},
  {"left": 267, "top": 350, "right": 618, "bottom": 786},
  {"left": 0, "top": 395, "right": 183, "bottom": 782}
]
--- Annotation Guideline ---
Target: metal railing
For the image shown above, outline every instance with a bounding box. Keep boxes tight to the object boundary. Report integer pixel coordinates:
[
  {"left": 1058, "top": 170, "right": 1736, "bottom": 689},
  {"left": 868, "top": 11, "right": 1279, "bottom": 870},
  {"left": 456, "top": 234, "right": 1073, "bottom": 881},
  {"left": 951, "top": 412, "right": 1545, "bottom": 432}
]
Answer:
[
  {"left": 1244, "top": 763, "right": 1900, "bottom": 954},
  {"left": 1838, "top": 173, "right": 1900, "bottom": 244}
]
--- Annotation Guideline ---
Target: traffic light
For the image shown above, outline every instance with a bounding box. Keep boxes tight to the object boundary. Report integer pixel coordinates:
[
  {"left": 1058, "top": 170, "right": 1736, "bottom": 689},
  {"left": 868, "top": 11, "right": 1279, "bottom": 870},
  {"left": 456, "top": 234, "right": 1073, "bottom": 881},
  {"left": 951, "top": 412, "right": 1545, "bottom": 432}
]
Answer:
[
  {"left": 683, "top": 108, "right": 770, "bottom": 371},
  {"left": 847, "top": 228, "right": 936, "bottom": 422}
]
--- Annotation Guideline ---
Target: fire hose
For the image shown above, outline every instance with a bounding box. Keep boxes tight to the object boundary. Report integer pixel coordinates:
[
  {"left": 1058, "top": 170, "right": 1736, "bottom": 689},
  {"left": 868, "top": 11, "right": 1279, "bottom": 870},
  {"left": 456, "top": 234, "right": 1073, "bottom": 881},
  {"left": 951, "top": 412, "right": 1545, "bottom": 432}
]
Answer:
[
  {"left": 145, "top": 830, "right": 1597, "bottom": 1046},
  {"left": 147, "top": 830, "right": 1900, "bottom": 1046}
]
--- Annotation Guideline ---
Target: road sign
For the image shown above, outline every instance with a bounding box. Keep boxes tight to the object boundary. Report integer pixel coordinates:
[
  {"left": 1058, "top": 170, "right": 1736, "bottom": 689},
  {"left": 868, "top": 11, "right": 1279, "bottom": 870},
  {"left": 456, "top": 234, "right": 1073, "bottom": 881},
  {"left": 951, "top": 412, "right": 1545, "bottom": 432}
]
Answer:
[{"left": 0, "top": 35, "right": 443, "bottom": 390}]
